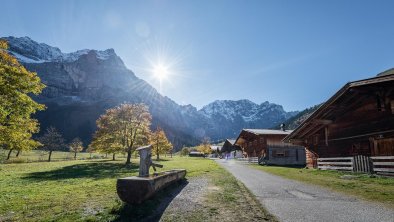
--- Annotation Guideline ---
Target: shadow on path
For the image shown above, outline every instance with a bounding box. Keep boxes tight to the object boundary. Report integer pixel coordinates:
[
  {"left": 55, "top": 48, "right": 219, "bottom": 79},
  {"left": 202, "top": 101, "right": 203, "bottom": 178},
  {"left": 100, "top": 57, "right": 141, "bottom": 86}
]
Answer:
[
  {"left": 111, "top": 179, "right": 189, "bottom": 222},
  {"left": 22, "top": 161, "right": 138, "bottom": 181}
]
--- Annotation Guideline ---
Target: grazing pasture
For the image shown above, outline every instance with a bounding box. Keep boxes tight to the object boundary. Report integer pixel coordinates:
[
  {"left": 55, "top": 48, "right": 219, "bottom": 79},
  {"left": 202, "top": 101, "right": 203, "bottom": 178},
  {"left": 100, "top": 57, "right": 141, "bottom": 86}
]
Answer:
[{"left": 0, "top": 156, "right": 274, "bottom": 221}]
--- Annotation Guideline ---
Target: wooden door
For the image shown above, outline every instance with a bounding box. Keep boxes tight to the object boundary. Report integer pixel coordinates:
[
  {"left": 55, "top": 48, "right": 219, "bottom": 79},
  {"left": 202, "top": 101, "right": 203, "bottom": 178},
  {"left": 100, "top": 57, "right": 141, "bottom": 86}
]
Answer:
[{"left": 373, "top": 138, "right": 394, "bottom": 156}]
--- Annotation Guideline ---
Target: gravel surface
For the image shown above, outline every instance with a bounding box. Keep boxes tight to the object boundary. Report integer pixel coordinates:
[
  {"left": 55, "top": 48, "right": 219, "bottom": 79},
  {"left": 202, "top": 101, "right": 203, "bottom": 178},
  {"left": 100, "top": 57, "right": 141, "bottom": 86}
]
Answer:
[
  {"left": 217, "top": 159, "right": 394, "bottom": 222},
  {"left": 159, "top": 177, "right": 209, "bottom": 221}
]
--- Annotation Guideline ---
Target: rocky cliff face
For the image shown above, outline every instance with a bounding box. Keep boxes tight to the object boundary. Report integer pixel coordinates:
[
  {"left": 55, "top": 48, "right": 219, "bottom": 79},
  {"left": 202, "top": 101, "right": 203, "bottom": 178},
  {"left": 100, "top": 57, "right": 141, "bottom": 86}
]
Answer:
[{"left": 4, "top": 36, "right": 298, "bottom": 148}]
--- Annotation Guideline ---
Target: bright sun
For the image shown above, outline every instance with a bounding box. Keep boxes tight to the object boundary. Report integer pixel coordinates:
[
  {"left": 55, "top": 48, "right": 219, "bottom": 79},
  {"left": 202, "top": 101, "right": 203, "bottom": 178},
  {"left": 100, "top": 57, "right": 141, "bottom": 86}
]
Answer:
[{"left": 153, "top": 64, "right": 168, "bottom": 80}]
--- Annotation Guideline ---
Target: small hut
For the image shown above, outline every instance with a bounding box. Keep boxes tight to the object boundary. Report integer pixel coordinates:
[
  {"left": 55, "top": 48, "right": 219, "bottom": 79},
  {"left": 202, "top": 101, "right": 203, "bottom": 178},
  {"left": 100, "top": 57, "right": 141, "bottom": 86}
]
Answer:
[{"left": 235, "top": 129, "right": 306, "bottom": 166}]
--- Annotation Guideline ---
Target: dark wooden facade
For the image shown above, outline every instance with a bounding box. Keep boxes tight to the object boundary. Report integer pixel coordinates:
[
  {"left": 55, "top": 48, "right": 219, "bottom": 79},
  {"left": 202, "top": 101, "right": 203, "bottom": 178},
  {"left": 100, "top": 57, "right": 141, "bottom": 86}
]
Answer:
[
  {"left": 221, "top": 139, "right": 241, "bottom": 153},
  {"left": 284, "top": 70, "right": 394, "bottom": 167},
  {"left": 235, "top": 129, "right": 306, "bottom": 165}
]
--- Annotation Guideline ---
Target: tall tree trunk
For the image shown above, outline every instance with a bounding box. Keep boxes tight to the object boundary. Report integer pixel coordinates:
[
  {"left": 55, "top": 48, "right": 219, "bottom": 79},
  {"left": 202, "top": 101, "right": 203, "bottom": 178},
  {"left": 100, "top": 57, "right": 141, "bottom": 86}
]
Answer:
[
  {"left": 48, "top": 150, "right": 53, "bottom": 162},
  {"left": 113, "top": 153, "right": 116, "bottom": 161},
  {"left": 106, "top": 153, "right": 108, "bottom": 158},
  {"left": 16, "top": 150, "right": 21, "bottom": 157},
  {"left": 74, "top": 152, "right": 77, "bottom": 160},
  {"left": 126, "top": 149, "right": 132, "bottom": 164},
  {"left": 7, "top": 149, "right": 13, "bottom": 160},
  {"left": 156, "top": 144, "right": 160, "bottom": 161}
]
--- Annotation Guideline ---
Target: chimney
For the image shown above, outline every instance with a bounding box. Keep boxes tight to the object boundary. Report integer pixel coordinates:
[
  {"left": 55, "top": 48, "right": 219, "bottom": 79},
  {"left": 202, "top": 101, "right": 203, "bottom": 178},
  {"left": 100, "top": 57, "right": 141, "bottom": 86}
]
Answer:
[{"left": 280, "top": 123, "right": 286, "bottom": 131}]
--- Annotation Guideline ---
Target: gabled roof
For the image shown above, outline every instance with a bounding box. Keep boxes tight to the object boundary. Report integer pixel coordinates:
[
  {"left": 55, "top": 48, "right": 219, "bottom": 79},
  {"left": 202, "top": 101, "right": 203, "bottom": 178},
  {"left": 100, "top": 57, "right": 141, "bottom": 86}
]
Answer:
[
  {"left": 244, "top": 129, "right": 293, "bottom": 135},
  {"left": 221, "top": 139, "right": 242, "bottom": 152},
  {"left": 283, "top": 69, "right": 394, "bottom": 143},
  {"left": 234, "top": 129, "right": 293, "bottom": 146},
  {"left": 226, "top": 139, "right": 236, "bottom": 145}
]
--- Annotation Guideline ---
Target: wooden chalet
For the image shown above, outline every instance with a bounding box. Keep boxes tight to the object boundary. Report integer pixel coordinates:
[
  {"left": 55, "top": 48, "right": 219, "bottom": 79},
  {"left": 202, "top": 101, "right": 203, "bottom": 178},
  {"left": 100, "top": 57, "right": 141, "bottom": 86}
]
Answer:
[
  {"left": 235, "top": 129, "right": 306, "bottom": 166},
  {"left": 283, "top": 69, "right": 394, "bottom": 168},
  {"left": 220, "top": 139, "right": 242, "bottom": 158}
]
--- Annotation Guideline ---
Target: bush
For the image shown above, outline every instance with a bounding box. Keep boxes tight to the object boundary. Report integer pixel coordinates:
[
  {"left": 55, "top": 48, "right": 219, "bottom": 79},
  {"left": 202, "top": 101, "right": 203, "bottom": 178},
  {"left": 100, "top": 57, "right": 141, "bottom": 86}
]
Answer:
[{"left": 180, "top": 147, "right": 189, "bottom": 156}]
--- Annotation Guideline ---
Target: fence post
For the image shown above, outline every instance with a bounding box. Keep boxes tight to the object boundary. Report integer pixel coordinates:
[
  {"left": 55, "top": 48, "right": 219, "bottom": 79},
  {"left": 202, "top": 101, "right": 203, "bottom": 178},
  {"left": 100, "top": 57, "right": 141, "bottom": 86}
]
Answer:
[{"left": 368, "top": 156, "right": 373, "bottom": 174}]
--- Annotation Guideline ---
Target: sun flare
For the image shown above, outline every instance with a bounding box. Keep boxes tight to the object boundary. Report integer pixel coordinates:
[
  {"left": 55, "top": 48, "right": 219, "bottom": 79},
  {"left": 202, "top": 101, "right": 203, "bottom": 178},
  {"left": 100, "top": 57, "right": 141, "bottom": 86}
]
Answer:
[{"left": 153, "top": 64, "right": 169, "bottom": 80}]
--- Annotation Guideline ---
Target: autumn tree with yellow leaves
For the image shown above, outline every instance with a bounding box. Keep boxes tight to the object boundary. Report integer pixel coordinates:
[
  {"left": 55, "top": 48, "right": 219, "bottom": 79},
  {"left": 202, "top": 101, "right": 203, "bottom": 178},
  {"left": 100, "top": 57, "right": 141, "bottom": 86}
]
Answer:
[
  {"left": 151, "top": 127, "right": 172, "bottom": 160},
  {"left": 0, "top": 39, "right": 46, "bottom": 160},
  {"left": 91, "top": 103, "right": 152, "bottom": 164}
]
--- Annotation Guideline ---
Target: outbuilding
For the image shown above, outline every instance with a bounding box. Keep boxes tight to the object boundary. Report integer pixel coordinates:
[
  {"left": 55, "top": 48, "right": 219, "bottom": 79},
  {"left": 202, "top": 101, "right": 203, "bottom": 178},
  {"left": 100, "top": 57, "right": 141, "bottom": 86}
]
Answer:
[
  {"left": 235, "top": 129, "right": 306, "bottom": 166},
  {"left": 221, "top": 139, "right": 243, "bottom": 159}
]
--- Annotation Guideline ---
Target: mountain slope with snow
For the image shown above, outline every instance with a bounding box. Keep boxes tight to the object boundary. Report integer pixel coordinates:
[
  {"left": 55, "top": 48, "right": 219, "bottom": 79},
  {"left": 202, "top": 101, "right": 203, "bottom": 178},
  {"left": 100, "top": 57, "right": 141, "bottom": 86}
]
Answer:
[{"left": 3, "top": 36, "right": 299, "bottom": 147}]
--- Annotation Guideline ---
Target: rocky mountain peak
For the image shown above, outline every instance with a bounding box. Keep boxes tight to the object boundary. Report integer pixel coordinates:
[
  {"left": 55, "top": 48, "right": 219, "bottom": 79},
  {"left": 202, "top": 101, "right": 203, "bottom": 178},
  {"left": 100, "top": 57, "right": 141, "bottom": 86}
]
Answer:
[
  {"left": 3, "top": 36, "right": 119, "bottom": 64},
  {"left": 3, "top": 36, "right": 300, "bottom": 148}
]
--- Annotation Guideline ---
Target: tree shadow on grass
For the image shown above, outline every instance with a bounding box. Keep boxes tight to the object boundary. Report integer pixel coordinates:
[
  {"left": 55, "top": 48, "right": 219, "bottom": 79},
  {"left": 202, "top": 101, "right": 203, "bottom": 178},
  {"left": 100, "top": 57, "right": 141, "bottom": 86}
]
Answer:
[
  {"left": 22, "top": 161, "right": 139, "bottom": 181},
  {"left": 111, "top": 179, "right": 189, "bottom": 222}
]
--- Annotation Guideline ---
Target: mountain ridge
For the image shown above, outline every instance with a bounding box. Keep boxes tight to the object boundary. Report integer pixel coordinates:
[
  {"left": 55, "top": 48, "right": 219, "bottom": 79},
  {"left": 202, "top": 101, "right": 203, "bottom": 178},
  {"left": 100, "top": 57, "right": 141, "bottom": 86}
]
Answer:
[{"left": 3, "top": 36, "right": 299, "bottom": 149}]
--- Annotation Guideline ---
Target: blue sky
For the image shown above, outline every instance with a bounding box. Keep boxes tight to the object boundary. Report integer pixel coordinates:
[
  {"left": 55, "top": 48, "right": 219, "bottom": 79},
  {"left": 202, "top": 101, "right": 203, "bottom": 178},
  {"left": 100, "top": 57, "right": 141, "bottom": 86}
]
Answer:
[{"left": 1, "top": 0, "right": 394, "bottom": 111}]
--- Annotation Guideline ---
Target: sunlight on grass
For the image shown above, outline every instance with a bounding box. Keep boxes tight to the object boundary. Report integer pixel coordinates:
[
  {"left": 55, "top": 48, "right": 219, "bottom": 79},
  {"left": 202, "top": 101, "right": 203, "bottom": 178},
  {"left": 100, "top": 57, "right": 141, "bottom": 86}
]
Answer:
[
  {"left": 251, "top": 165, "right": 394, "bottom": 208},
  {"left": 0, "top": 156, "right": 234, "bottom": 221}
]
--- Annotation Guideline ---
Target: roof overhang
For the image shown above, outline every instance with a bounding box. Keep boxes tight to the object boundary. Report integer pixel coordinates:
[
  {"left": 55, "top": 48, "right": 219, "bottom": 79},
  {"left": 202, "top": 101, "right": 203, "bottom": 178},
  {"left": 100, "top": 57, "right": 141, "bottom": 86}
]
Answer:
[{"left": 283, "top": 71, "right": 394, "bottom": 143}]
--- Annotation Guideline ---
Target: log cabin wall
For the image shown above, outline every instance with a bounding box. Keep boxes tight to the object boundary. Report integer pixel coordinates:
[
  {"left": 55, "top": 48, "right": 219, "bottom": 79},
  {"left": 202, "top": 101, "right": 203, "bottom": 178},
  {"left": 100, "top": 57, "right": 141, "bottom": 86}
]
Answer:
[
  {"left": 305, "top": 148, "right": 318, "bottom": 168},
  {"left": 242, "top": 135, "right": 266, "bottom": 157},
  {"left": 304, "top": 93, "right": 394, "bottom": 158},
  {"left": 285, "top": 73, "right": 394, "bottom": 167},
  {"left": 236, "top": 131, "right": 304, "bottom": 158}
]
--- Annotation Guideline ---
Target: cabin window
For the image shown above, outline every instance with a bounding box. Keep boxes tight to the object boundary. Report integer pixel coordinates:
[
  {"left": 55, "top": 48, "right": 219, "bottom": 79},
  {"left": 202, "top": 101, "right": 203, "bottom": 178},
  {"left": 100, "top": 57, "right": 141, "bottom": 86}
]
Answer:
[{"left": 272, "top": 150, "right": 289, "bottom": 158}]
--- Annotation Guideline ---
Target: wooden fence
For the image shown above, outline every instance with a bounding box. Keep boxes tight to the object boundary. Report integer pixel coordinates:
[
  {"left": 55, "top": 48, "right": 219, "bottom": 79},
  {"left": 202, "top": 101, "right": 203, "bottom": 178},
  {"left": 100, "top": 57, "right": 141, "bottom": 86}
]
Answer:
[
  {"left": 370, "top": 156, "right": 394, "bottom": 176},
  {"left": 317, "top": 155, "right": 394, "bottom": 176},
  {"left": 317, "top": 157, "right": 354, "bottom": 171},
  {"left": 237, "top": 157, "right": 259, "bottom": 164}
]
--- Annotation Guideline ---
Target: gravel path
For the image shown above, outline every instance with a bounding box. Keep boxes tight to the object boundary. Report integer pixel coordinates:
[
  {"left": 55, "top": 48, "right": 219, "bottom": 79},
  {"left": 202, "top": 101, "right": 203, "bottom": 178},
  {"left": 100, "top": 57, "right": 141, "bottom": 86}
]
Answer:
[
  {"left": 216, "top": 159, "right": 394, "bottom": 222},
  {"left": 158, "top": 177, "right": 209, "bottom": 221}
]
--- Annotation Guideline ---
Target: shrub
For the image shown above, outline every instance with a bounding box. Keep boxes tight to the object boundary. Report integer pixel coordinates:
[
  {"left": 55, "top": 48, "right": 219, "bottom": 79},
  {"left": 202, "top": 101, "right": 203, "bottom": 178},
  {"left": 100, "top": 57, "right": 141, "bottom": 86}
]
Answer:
[{"left": 180, "top": 147, "right": 189, "bottom": 156}]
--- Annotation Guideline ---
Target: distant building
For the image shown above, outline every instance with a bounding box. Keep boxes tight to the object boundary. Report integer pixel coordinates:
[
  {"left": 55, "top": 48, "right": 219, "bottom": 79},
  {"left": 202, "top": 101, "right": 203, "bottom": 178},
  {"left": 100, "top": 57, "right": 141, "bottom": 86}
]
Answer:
[
  {"left": 235, "top": 129, "right": 306, "bottom": 166},
  {"left": 189, "top": 151, "right": 205, "bottom": 157},
  {"left": 221, "top": 139, "right": 242, "bottom": 159},
  {"left": 283, "top": 69, "right": 394, "bottom": 168}
]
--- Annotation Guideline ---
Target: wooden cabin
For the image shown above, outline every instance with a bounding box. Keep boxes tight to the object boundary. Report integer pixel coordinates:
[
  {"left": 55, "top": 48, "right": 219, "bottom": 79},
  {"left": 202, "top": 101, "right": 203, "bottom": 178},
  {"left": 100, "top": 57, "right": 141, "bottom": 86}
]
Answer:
[
  {"left": 220, "top": 139, "right": 242, "bottom": 159},
  {"left": 235, "top": 129, "right": 306, "bottom": 166},
  {"left": 283, "top": 69, "right": 394, "bottom": 168}
]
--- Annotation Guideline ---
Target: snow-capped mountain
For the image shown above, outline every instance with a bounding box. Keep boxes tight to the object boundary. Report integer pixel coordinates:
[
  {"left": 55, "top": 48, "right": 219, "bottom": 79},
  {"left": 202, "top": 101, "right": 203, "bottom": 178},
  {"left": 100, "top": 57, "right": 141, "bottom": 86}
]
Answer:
[
  {"left": 199, "top": 100, "right": 297, "bottom": 138},
  {"left": 2, "top": 36, "right": 298, "bottom": 148},
  {"left": 6, "top": 36, "right": 115, "bottom": 63},
  {"left": 200, "top": 99, "right": 294, "bottom": 122}
]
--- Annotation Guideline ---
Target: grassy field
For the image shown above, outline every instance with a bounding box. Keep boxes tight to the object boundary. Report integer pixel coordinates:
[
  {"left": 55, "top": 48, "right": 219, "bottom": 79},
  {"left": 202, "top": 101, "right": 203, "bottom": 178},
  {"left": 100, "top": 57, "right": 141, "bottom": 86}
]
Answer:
[
  {"left": 0, "top": 149, "right": 105, "bottom": 163},
  {"left": 0, "top": 156, "right": 274, "bottom": 221},
  {"left": 251, "top": 165, "right": 394, "bottom": 208}
]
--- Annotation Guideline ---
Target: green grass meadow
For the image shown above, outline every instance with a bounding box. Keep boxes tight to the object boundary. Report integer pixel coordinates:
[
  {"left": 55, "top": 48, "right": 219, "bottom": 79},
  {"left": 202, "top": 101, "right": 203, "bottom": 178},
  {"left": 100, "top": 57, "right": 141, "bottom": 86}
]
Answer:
[
  {"left": 0, "top": 152, "right": 274, "bottom": 222},
  {"left": 0, "top": 149, "right": 101, "bottom": 163},
  {"left": 251, "top": 165, "right": 394, "bottom": 208}
]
